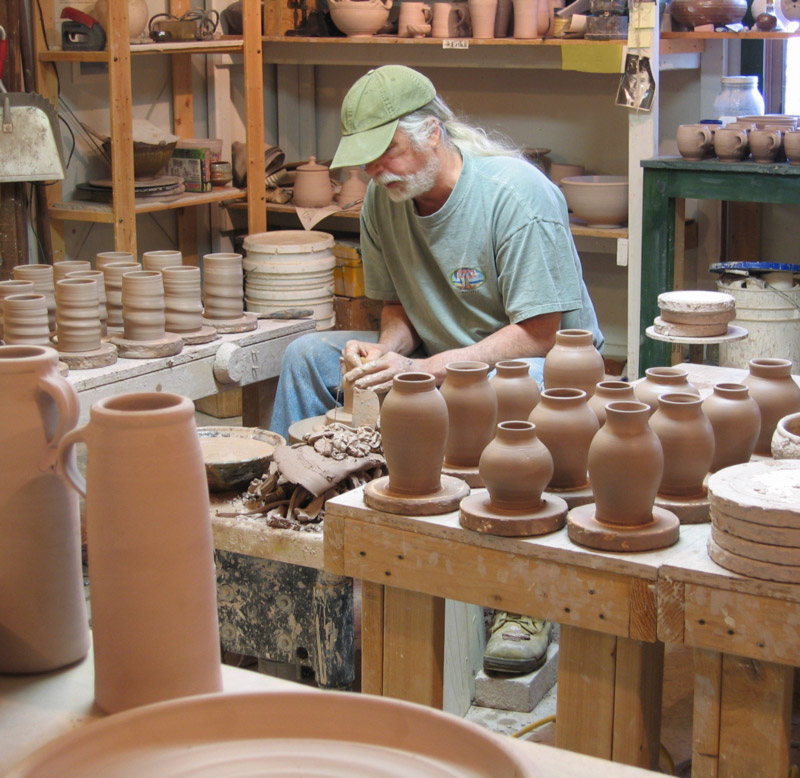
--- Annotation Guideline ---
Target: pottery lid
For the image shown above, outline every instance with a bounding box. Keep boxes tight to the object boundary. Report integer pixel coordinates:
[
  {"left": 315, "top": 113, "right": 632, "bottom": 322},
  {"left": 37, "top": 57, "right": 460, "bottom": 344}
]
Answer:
[
  {"left": 297, "top": 156, "right": 329, "bottom": 172},
  {"left": 242, "top": 230, "right": 335, "bottom": 254}
]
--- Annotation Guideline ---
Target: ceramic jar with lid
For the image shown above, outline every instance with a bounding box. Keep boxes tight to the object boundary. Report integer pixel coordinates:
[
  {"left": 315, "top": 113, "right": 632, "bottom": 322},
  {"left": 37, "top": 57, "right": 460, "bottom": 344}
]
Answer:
[
  {"left": 713, "top": 76, "right": 765, "bottom": 126},
  {"left": 293, "top": 157, "right": 334, "bottom": 208}
]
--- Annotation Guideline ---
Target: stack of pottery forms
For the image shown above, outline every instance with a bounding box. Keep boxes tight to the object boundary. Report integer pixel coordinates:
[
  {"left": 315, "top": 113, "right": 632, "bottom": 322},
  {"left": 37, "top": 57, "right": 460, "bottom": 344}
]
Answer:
[
  {"left": 653, "top": 290, "right": 739, "bottom": 338},
  {"left": 707, "top": 460, "right": 800, "bottom": 583}
]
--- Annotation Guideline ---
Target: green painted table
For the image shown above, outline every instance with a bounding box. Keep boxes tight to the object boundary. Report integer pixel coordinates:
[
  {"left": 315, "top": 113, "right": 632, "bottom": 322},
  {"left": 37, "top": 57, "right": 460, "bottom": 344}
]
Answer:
[{"left": 639, "top": 157, "right": 800, "bottom": 371}]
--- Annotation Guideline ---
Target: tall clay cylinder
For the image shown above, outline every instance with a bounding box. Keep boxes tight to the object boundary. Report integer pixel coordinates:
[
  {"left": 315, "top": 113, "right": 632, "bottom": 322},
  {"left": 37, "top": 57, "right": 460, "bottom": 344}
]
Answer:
[
  {"left": 55, "top": 278, "right": 102, "bottom": 353},
  {"left": 589, "top": 400, "right": 663, "bottom": 525},
  {"left": 0, "top": 345, "right": 89, "bottom": 673},
  {"left": 163, "top": 265, "right": 204, "bottom": 334},
  {"left": 121, "top": 270, "right": 166, "bottom": 342},
  {"left": 66, "top": 270, "right": 109, "bottom": 337},
  {"left": 380, "top": 372, "right": 449, "bottom": 495},
  {"left": 490, "top": 359, "right": 541, "bottom": 422},
  {"left": 649, "top": 392, "right": 714, "bottom": 497},
  {"left": 95, "top": 251, "right": 134, "bottom": 271},
  {"left": 13, "top": 264, "right": 56, "bottom": 331},
  {"left": 53, "top": 260, "right": 91, "bottom": 283},
  {"left": 702, "top": 382, "right": 761, "bottom": 471},
  {"left": 56, "top": 392, "right": 223, "bottom": 713},
  {"left": 441, "top": 361, "right": 497, "bottom": 468},
  {"left": 2, "top": 293, "right": 52, "bottom": 346},
  {"left": 0, "top": 280, "right": 35, "bottom": 339},
  {"left": 203, "top": 253, "right": 245, "bottom": 321},
  {"left": 742, "top": 358, "right": 800, "bottom": 456},
  {"left": 543, "top": 329, "right": 605, "bottom": 397}
]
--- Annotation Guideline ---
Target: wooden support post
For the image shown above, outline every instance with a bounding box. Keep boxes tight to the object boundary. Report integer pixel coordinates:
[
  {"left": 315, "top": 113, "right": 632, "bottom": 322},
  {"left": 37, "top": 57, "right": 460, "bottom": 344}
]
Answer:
[
  {"left": 692, "top": 647, "right": 722, "bottom": 778},
  {"left": 245, "top": 0, "right": 267, "bottom": 235},
  {"left": 360, "top": 580, "right": 385, "bottom": 696}
]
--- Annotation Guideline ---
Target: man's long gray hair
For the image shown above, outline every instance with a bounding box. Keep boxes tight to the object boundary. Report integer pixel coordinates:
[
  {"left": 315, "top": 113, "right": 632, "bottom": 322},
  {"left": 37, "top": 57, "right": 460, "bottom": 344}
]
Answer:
[{"left": 397, "top": 96, "right": 522, "bottom": 159}]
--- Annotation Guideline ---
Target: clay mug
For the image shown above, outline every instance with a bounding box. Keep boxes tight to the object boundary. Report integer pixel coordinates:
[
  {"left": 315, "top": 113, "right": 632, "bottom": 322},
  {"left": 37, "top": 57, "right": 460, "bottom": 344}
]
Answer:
[
  {"left": 749, "top": 128, "right": 781, "bottom": 163},
  {"left": 432, "top": 1, "right": 468, "bottom": 36},
  {"left": 784, "top": 130, "right": 800, "bottom": 165},
  {"left": 398, "top": 1, "right": 432, "bottom": 35},
  {"left": 713, "top": 127, "right": 749, "bottom": 162},
  {"left": 468, "top": 0, "right": 498, "bottom": 37},
  {"left": 293, "top": 157, "right": 334, "bottom": 208},
  {"left": 676, "top": 124, "right": 714, "bottom": 161}
]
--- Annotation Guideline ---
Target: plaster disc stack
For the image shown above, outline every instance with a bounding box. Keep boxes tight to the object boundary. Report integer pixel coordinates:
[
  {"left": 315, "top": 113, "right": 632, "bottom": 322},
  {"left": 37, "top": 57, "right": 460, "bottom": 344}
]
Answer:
[
  {"left": 654, "top": 290, "right": 736, "bottom": 338},
  {"left": 707, "top": 459, "right": 800, "bottom": 583}
]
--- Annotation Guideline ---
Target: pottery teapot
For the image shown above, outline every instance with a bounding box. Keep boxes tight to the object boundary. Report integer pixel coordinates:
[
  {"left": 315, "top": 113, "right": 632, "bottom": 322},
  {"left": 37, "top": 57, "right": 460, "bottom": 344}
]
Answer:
[
  {"left": 293, "top": 157, "right": 334, "bottom": 208},
  {"left": 328, "top": 0, "right": 393, "bottom": 37}
]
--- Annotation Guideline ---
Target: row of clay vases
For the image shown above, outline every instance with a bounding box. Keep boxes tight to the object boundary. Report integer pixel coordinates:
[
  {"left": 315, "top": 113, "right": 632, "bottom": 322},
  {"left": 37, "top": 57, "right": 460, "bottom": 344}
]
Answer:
[{"left": 543, "top": 329, "right": 605, "bottom": 398}]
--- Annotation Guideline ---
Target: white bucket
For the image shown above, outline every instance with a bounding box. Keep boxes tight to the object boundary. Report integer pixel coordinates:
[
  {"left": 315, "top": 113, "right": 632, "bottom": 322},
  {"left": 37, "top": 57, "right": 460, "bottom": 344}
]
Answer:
[
  {"left": 717, "top": 277, "right": 800, "bottom": 372},
  {"left": 242, "top": 230, "right": 336, "bottom": 331}
]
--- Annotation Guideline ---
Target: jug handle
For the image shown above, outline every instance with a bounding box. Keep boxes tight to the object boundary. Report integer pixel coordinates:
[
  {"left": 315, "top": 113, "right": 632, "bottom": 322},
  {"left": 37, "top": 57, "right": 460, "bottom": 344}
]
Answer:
[
  {"left": 380, "top": 0, "right": 393, "bottom": 9},
  {"left": 38, "top": 373, "right": 80, "bottom": 471},
  {"left": 56, "top": 426, "right": 88, "bottom": 497}
]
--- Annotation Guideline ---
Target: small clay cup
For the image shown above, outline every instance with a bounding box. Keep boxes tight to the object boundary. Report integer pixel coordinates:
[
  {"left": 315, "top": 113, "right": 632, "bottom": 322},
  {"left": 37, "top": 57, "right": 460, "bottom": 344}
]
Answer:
[
  {"left": 749, "top": 128, "right": 782, "bottom": 163},
  {"left": 713, "top": 127, "right": 749, "bottom": 162},
  {"left": 785, "top": 130, "right": 800, "bottom": 166},
  {"left": 676, "top": 124, "right": 714, "bottom": 161}
]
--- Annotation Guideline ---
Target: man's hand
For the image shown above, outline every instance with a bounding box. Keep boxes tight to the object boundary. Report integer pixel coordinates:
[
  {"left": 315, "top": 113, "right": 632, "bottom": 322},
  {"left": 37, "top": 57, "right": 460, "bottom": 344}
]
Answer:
[
  {"left": 343, "top": 350, "right": 418, "bottom": 394},
  {"left": 342, "top": 339, "right": 389, "bottom": 371}
]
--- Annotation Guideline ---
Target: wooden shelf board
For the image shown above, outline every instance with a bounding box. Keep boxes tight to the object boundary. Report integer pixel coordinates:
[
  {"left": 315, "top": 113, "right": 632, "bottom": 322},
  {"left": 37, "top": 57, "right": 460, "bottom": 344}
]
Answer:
[
  {"left": 40, "top": 36, "right": 244, "bottom": 62},
  {"left": 661, "top": 30, "right": 800, "bottom": 39},
  {"left": 262, "top": 35, "right": 624, "bottom": 46}
]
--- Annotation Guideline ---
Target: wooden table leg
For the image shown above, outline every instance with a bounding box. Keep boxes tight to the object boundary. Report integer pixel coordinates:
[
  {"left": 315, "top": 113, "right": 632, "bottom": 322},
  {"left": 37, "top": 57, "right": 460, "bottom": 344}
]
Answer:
[{"left": 692, "top": 648, "right": 723, "bottom": 778}]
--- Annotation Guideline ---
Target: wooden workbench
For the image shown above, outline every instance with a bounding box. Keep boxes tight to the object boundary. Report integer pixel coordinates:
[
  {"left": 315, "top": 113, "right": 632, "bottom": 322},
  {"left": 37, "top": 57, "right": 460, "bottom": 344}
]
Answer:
[{"left": 65, "top": 318, "right": 315, "bottom": 426}]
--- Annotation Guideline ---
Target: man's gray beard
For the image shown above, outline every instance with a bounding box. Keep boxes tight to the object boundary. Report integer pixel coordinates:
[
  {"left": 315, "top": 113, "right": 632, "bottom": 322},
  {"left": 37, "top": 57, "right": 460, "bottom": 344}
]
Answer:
[{"left": 375, "top": 152, "right": 439, "bottom": 202}]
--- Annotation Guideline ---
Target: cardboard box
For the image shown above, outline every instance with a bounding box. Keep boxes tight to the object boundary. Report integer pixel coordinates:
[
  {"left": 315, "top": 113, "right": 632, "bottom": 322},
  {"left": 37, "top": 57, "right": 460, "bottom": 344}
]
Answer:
[
  {"left": 333, "top": 296, "right": 382, "bottom": 332},
  {"left": 168, "top": 140, "right": 222, "bottom": 193}
]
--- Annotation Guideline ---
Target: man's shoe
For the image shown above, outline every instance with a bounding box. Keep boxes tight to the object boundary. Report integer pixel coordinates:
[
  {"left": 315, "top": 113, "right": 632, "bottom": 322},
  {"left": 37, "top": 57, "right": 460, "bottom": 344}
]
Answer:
[{"left": 483, "top": 612, "right": 551, "bottom": 675}]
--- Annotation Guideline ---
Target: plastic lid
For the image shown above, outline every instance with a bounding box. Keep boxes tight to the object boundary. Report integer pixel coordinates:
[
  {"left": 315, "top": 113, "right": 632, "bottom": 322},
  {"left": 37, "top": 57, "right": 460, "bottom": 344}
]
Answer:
[
  {"left": 721, "top": 76, "right": 759, "bottom": 85},
  {"left": 709, "top": 261, "right": 800, "bottom": 274}
]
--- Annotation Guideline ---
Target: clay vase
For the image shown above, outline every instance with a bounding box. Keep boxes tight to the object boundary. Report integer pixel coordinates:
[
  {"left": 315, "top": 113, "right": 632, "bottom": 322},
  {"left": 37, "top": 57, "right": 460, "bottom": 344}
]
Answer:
[
  {"left": 163, "top": 265, "right": 204, "bottom": 335},
  {"left": 513, "top": 0, "right": 540, "bottom": 37},
  {"left": 56, "top": 392, "right": 223, "bottom": 713},
  {"left": 13, "top": 264, "right": 56, "bottom": 331},
  {"left": 0, "top": 280, "right": 35, "bottom": 339},
  {"left": 743, "top": 358, "right": 800, "bottom": 455},
  {"left": 479, "top": 421, "right": 553, "bottom": 511},
  {"left": 0, "top": 344, "right": 89, "bottom": 673},
  {"left": 588, "top": 400, "right": 663, "bottom": 525},
  {"left": 441, "top": 361, "right": 498, "bottom": 470},
  {"left": 66, "top": 270, "right": 109, "bottom": 337},
  {"left": 649, "top": 392, "right": 714, "bottom": 498},
  {"left": 543, "top": 328, "right": 605, "bottom": 397},
  {"left": 203, "top": 253, "right": 245, "bottom": 322},
  {"left": 95, "top": 250, "right": 134, "bottom": 271},
  {"left": 490, "top": 359, "right": 541, "bottom": 422},
  {"left": 337, "top": 168, "right": 368, "bottom": 207},
  {"left": 55, "top": 278, "right": 102, "bottom": 353},
  {"left": 633, "top": 366, "right": 699, "bottom": 416},
  {"left": 142, "top": 250, "right": 183, "bottom": 273},
  {"left": 468, "top": 0, "right": 498, "bottom": 37},
  {"left": 2, "top": 293, "right": 52, "bottom": 346},
  {"left": 293, "top": 157, "right": 334, "bottom": 208},
  {"left": 380, "top": 372, "right": 449, "bottom": 495},
  {"left": 101, "top": 261, "right": 141, "bottom": 327},
  {"left": 702, "top": 382, "right": 761, "bottom": 471},
  {"left": 121, "top": 270, "right": 167, "bottom": 342},
  {"left": 529, "top": 387, "right": 599, "bottom": 489},
  {"left": 588, "top": 380, "right": 636, "bottom": 426},
  {"left": 494, "top": 0, "right": 513, "bottom": 35},
  {"left": 53, "top": 260, "right": 91, "bottom": 283}
]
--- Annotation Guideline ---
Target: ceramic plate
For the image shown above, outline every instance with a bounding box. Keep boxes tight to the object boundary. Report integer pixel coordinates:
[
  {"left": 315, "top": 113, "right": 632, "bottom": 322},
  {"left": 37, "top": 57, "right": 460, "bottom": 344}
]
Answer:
[{"left": 8, "top": 690, "right": 536, "bottom": 777}]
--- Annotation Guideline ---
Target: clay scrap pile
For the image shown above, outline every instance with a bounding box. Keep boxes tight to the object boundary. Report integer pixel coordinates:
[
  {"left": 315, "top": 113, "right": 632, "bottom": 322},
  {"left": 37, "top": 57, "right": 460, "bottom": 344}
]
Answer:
[{"left": 225, "top": 423, "right": 385, "bottom": 531}]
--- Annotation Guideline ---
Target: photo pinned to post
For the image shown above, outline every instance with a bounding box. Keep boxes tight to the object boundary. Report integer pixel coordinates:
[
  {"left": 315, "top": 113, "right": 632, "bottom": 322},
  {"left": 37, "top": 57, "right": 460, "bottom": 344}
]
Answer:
[{"left": 615, "top": 53, "right": 655, "bottom": 111}]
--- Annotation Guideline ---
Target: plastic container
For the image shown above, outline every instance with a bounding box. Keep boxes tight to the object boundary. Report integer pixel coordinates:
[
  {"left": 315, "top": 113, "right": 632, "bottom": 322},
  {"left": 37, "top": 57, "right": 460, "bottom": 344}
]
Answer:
[{"left": 713, "top": 76, "right": 765, "bottom": 127}]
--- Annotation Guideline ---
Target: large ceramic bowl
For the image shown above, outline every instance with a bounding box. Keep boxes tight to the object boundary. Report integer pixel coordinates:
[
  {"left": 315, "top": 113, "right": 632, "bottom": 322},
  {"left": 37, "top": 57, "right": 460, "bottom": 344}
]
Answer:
[
  {"left": 198, "top": 426, "right": 284, "bottom": 491},
  {"left": 329, "top": 0, "right": 393, "bottom": 37},
  {"left": 669, "top": 0, "right": 747, "bottom": 28},
  {"left": 560, "top": 175, "right": 629, "bottom": 228},
  {"left": 102, "top": 139, "right": 177, "bottom": 180}
]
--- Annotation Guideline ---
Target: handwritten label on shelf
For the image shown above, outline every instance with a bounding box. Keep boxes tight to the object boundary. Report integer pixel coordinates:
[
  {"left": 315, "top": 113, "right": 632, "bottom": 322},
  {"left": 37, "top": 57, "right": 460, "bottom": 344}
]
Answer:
[{"left": 442, "top": 39, "right": 469, "bottom": 49}]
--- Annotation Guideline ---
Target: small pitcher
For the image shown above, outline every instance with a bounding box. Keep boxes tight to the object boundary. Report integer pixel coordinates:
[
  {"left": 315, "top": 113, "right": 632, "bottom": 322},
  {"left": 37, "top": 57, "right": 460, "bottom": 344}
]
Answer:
[
  {"left": 431, "top": 1, "right": 467, "bottom": 36},
  {"left": 398, "top": 1, "right": 432, "bottom": 36}
]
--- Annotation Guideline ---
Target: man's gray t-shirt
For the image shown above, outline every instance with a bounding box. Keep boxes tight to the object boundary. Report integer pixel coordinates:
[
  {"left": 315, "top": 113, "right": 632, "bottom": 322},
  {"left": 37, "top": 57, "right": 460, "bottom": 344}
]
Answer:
[{"left": 359, "top": 150, "right": 603, "bottom": 356}]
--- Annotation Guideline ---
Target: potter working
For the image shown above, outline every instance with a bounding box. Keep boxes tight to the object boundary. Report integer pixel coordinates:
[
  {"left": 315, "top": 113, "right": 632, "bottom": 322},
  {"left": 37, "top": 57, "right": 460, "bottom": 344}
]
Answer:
[{"left": 270, "top": 65, "right": 603, "bottom": 441}]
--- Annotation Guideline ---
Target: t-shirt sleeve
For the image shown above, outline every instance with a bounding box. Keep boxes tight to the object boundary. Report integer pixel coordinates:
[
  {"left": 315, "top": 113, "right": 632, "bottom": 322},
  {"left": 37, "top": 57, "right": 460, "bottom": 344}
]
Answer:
[{"left": 360, "top": 192, "right": 400, "bottom": 302}]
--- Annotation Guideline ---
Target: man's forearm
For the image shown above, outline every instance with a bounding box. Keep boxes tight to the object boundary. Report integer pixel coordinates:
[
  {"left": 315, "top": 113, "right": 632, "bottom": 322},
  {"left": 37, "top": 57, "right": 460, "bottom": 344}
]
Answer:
[{"left": 377, "top": 302, "right": 421, "bottom": 355}]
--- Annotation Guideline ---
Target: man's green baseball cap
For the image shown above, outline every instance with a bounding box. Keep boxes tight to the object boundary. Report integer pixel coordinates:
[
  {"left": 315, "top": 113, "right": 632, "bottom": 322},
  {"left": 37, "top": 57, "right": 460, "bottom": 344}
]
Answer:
[{"left": 330, "top": 65, "right": 436, "bottom": 169}]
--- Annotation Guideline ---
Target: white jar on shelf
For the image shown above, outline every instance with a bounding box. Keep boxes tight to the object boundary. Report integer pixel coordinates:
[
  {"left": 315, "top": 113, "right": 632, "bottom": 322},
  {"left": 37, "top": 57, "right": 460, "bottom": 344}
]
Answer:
[{"left": 713, "top": 76, "right": 765, "bottom": 127}]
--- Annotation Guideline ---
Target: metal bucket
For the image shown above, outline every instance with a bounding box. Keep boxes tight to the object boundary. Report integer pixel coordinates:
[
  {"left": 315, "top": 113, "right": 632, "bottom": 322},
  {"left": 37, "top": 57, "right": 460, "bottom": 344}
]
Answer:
[
  {"left": 242, "top": 230, "right": 336, "bottom": 331},
  {"left": 717, "top": 275, "right": 800, "bottom": 372}
]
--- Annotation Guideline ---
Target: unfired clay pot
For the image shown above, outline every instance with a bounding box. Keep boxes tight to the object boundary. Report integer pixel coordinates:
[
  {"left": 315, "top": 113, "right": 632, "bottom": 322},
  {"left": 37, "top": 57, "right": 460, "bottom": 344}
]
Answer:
[
  {"left": 95, "top": 251, "right": 135, "bottom": 271},
  {"left": 479, "top": 420, "right": 553, "bottom": 511},
  {"left": 587, "top": 380, "right": 636, "bottom": 426},
  {"left": 142, "top": 250, "right": 183, "bottom": 273},
  {"left": 293, "top": 157, "right": 334, "bottom": 208},
  {"left": 772, "top": 411, "right": 800, "bottom": 459},
  {"left": 121, "top": 270, "right": 167, "bottom": 342},
  {"left": 0, "top": 344, "right": 89, "bottom": 673},
  {"left": 56, "top": 392, "right": 223, "bottom": 713},
  {"left": 490, "top": 359, "right": 541, "bottom": 422},
  {"left": 55, "top": 277, "right": 102, "bottom": 353},
  {"left": 0, "top": 280, "right": 35, "bottom": 339},
  {"left": 633, "top": 366, "right": 699, "bottom": 416},
  {"left": 529, "top": 387, "right": 599, "bottom": 489},
  {"left": 380, "top": 372, "right": 449, "bottom": 495},
  {"left": 66, "top": 270, "right": 109, "bottom": 337},
  {"left": 649, "top": 392, "right": 714, "bottom": 498},
  {"left": 742, "top": 358, "right": 800, "bottom": 456},
  {"left": 163, "top": 265, "right": 204, "bottom": 334},
  {"left": 13, "top": 264, "right": 56, "bottom": 331},
  {"left": 101, "top": 261, "right": 141, "bottom": 327},
  {"left": 513, "top": 0, "right": 541, "bottom": 37},
  {"left": 441, "top": 361, "right": 498, "bottom": 469},
  {"left": 702, "top": 382, "right": 761, "bottom": 471},
  {"left": 468, "top": 0, "right": 499, "bottom": 37},
  {"left": 203, "top": 253, "right": 245, "bottom": 322},
  {"left": 543, "top": 328, "right": 605, "bottom": 397},
  {"left": 588, "top": 400, "right": 663, "bottom": 525},
  {"left": 2, "top": 293, "right": 52, "bottom": 346},
  {"left": 53, "top": 260, "right": 91, "bottom": 283},
  {"left": 328, "top": 0, "right": 393, "bottom": 37}
]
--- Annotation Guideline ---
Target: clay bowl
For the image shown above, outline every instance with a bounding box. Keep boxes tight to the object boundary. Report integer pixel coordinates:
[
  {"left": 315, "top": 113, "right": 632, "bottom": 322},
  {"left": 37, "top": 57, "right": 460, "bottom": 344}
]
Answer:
[
  {"left": 549, "top": 162, "right": 585, "bottom": 185},
  {"left": 197, "top": 426, "right": 284, "bottom": 491},
  {"left": 102, "top": 139, "right": 178, "bottom": 179},
  {"left": 669, "top": 0, "right": 747, "bottom": 28},
  {"left": 772, "top": 412, "right": 800, "bottom": 459},
  {"left": 560, "top": 175, "right": 629, "bottom": 228},
  {"left": 329, "top": 0, "right": 392, "bottom": 37}
]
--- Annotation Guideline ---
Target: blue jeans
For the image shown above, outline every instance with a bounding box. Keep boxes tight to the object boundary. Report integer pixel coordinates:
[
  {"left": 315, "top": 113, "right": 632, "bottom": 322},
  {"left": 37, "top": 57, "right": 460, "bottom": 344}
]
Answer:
[{"left": 269, "top": 329, "right": 546, "bottom": 440}]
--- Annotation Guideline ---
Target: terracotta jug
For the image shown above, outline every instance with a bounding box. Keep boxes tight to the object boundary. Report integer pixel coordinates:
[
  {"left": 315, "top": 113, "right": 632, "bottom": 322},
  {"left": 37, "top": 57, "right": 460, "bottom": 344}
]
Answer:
[
  {"left": 55, "top": 278, "right": 102, "bottom": 353},
  {"left": 163, "top": 265, "right": 204, "bottom": 335},
  {"left": 101, "top": 261, "right": 141, "bottom": 327},
  {"left": 53, "top": 260, "right": 91, "bottom": 283},
  {"left": 380, "top": 372, "right": 449, "bottom": 495},
  {"left": 293, "top": 157, "right": 334, "bottom": 208},
  {"left": 649, "top": 392, "right": 714, "bottom": 498},
  {"left": 441, "top": 361, "right": 498, "bottom": 469},
  {"left": 13, "top": 264, "right": 56, "bottom": 331},
  {"left": 588, "top": 379, "right": 636, "bottom": 426},
  {"left": 203, "top": 253, "right": 245, "bottom": 322},
  {"left": 121, "top": 270, "right": 166, "bottom": 341},
  {"left": 490, "top": 359, "right": 541, "bottom": 422},
  {"left": 479, "top": 420, "right": 553, "bottom": 511},
  {"left": 0, "top": 344, "right": 89, "bottom": 673},
  {"left": 0, "top": 280, "right": 35, "bottom": 339},
  {"left": 742, "top": 358, "right": 800, "bottom": 456},
  {"left": 633, "top": 366, "right": 699, "bottom": 416},
  {"left": 529, "top": 387, "right": 599, "bottom": 489},
  {"left": 543, "top": 329, "right": 605, "bottom": 397},
  {"left": 513, "top": 0, "right": 541, "bottom": 37},
  {"left": 588, "top": 400, "right": 663, "bottom": 525},
  {"left": 468, "top": 0, "right": 498, "bottom": 37},
  {"left": 66, "top": 270, "right": 109, "bottom": 337},
  {"left": 2, "top": 293, "right": 52, "bottom": 346},
  {"left": 56, "top": 392, "right": 223, "bottom": 713},
  {"left": 142, "top": 250, "right": 183, "bottom": 273},
  {"left": 702, "top": 382, "right": 761, "bottom": 471}
]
